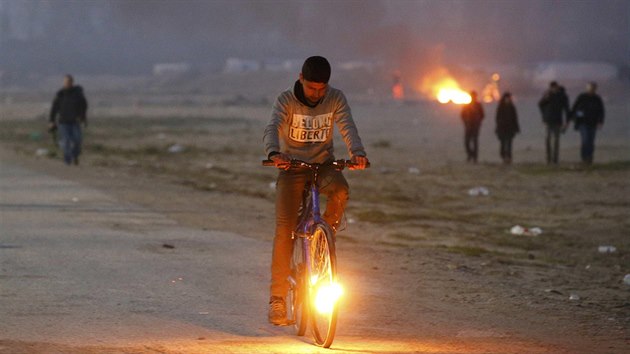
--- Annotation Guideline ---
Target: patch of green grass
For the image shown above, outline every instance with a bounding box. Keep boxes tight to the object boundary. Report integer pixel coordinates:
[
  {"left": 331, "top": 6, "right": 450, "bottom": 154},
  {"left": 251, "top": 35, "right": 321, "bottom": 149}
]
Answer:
[
  {"left": 489, "top": 233, "right": 545, "bottom": 251},
  {"left": 594, "top": 160, "right": 630, "bottom": 171},
  {"left": 388, "top": 232, "right": 425, "bottom": 241},
  {"left": 376, "top": 240, "right": 411, "bottom": 248},
  {"left": 516, "top": 160, "right": 630, "bottom": 175},
  {"left": 514, "top": 164, "right": 567, "bottom": 175},
  {"left": 355, "top": 207, "right": 484, "bottom": 225},
  {"left": 441, "top": 245, "right": 491, "bottom": 257},
  {"left": 371, "top": 139, "right": 391, "bottom": 148},
  {"left": 355, "top": 209, "right": 420, "bottom": 224},
  {"left": 336, "top": 234, "right": 359, "bottom": 243},
  {"left": 355, "top": 209, "right": 389, "bottom": 223}
]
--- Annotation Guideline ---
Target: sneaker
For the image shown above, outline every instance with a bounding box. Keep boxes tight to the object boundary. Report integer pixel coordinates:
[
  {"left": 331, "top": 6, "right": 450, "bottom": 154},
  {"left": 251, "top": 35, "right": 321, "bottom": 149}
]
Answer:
[{"left": 268, "top": 296, "right": 288, "bottom": 326}]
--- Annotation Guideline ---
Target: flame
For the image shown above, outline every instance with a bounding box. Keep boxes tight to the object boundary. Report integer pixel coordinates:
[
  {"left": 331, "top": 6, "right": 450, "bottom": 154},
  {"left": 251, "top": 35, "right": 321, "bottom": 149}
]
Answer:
[
  {"left": 392, "top": 82, "right": 404, "bottom": 101},
  {"left": 392, "top": 70, "right": 404, "bottom": 101},
  {"left": 436, "top": 84, "right": 472, "bottom": 104},
  {"left": 314, "top": 282, "right": 343, "bottom": 314},
  {"left": 419, "top": 67, "right": 471, "bottom": 105}
]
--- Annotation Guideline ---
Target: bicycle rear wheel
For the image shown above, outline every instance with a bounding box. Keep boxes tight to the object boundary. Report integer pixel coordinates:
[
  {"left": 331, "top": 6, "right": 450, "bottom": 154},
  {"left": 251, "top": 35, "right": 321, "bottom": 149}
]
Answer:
[
  {"left": 287, "top": 237, "right": 308, "bottom": 335},
  {"left": 308, "top": 222, "right": 338, "bottom": 348}
]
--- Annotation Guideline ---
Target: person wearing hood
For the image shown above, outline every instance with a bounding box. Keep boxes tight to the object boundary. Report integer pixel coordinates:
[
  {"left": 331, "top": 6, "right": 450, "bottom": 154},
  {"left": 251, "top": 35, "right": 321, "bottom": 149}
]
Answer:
[
  {"left": 495, "top": 92, "right": 520, "bottom": 164},
  {"left": 49, "top": 74, "right": 88, "bottom": 165},
  {"left": 263, "top": 56, "right": 369, "bottom": 325}
]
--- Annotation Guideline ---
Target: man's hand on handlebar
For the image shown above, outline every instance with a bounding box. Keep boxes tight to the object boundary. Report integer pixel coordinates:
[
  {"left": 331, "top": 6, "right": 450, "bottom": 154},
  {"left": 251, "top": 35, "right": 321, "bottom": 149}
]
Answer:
[
  {"left": 349, "top": 155, "right": 369, "bottom": 170},
  {"left": 270, "top": 152, "right": 292, "bottom": 170}
]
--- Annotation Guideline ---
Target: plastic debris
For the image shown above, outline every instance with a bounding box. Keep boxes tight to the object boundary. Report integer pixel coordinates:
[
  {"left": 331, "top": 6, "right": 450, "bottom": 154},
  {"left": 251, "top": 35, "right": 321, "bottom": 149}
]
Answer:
[
  {"left": 35, "top": 148, "right": 49, "bottom": 157},
  {"left": 623, "top": 274, "right": 630, "bottom": 286},
  {"left": 468, "top": 186, "right": 490, "bottom": 196},
  {"left": 569, "top": 294, "right": 580, "bottom": 301},
  {"left": 510, "top": 225, "right": 543, "bottom": 236},
  {"left": 71, "top": 197, "right": 79, "bottom": 202},
  {"left": 268, "top": 182, "right": 276, "bottom": 189},
  {"left": 167, "top": 144, "right": 185, "bottom": 153},
  {"left": 408, "top": 167, "right": 420, "bottom": 175},
  {"left": 598, "top": 245, "right": 617, "bottom": 253},
  {"left": 205, "top": 162, "right": 214, "bottom": 169}
]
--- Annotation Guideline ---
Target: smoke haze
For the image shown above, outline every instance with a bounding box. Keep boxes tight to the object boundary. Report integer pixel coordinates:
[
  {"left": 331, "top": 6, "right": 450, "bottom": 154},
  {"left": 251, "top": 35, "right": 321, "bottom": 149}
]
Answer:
[{"left": 1, "top": 0, "right": 628, "bottom": 76}]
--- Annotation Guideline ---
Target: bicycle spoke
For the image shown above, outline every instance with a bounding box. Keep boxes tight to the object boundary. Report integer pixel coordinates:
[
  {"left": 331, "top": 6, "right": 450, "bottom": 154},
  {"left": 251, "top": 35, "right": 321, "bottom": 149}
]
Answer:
[{"left": 309, "top": 224, "right": 338, "bottom": 348}]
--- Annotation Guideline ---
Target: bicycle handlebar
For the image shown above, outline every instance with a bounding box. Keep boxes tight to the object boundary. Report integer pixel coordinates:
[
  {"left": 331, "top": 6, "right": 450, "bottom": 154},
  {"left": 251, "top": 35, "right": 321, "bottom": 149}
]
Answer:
[{"left": 262, "top": 159, "right": 370, "bottom": 170}]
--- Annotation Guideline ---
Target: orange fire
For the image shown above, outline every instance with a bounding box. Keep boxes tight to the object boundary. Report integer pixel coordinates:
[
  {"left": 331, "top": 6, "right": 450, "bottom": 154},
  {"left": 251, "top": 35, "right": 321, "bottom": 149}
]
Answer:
[
  {"left": 392, "top": 82, "right": 404, "bottom": 101},
  {"left": 420, "top": 68, "right": 471, "bottom": 105},
  {"left": 436, "top": 80, "right": 472, "bottom": 104},
  {"left": 392, "top": 71, "right": 404, "bottom": 101}
]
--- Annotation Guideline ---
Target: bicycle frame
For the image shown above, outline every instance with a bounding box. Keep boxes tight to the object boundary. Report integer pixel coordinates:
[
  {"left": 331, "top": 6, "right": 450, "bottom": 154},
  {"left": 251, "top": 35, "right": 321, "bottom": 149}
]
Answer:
[
  {"left": 263, "top": 158, "right": 368, "bottom": 347},
  {"left": 295, "top": 166, "right": 324, "bottom": 243}
]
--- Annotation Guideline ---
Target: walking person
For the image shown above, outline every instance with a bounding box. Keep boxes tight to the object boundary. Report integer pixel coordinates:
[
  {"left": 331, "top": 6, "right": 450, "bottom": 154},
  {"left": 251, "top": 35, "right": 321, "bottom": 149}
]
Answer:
[
  {"left": 461, "top": 90, "right": 484, "bottom": 163},
  {"left": 495, "top": 92, "right": 520, "bottom": 164},
  {"left": 570, "top": 82, "right": 605, "bottom": 165},
  {"left": 49, "top": 74, "right": 88, "bottom": 165},
  {"left": 538, "top": 81, "right": 569, "bottom": 164},
  {"left": 263, "top": 56, "right": 369, "bottom": 325}
]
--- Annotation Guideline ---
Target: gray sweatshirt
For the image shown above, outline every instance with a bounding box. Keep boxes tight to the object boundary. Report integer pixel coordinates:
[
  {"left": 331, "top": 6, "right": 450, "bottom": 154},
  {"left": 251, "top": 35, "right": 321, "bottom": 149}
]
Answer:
[{"left": 263, "top": 84, "right": 366, "bottom": 163}]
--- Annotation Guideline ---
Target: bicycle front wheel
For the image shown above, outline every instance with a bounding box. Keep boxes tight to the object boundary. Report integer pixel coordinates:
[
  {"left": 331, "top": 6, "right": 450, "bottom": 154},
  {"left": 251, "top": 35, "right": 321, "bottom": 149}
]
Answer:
[{"left": 308, "top": 222, "right": 338, "bottom": 348}]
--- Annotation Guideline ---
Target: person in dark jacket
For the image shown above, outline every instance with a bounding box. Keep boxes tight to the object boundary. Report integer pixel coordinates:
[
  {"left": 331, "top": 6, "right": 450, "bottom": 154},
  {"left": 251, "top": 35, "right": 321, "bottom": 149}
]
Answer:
[
  {"left": 495, "top": 92, "right": 520, "bottom": 164},
  {"left": 570, "top": 82, "right": 605, "bottom": 164},
  {"left": 461, "top": 90, "right": 484, "bottom": 163},
  {"left": 538, "top": 81, "right": 570, "bottom": 164},
  {"left": 49, "top": 74, "right": 88, "bottom": 165}
]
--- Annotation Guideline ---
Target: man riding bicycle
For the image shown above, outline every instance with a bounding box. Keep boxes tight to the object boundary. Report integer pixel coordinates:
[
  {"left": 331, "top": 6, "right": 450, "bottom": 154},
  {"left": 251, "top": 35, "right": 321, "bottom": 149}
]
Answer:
[{"left": 263, "top": 56, "right": 369, "bottom": 325}]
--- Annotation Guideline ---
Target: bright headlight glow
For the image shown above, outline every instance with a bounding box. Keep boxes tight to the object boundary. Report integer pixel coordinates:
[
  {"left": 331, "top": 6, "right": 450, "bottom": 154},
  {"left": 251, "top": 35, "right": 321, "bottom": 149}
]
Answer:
[{"left": 314, "top": 283, "right": 343, "bottom": 314}]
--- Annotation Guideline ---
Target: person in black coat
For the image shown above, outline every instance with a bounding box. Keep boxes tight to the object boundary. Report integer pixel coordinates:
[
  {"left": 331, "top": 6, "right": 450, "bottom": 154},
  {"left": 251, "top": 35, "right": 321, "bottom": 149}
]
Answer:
[
  {"left": 49, "top": 74, "right": 88, "bottom": 165},
  {"left": 570, "top": 82, "right": 605, "bottom": 164},
  {"left": 461, "top": 91, "right": 484, "bottom": 163},
  {"left": 495, "top": 92, "right": 520, "bottom": 164},
  {"left": 538, "top": 81, "right": 570, "bottom": 164}
]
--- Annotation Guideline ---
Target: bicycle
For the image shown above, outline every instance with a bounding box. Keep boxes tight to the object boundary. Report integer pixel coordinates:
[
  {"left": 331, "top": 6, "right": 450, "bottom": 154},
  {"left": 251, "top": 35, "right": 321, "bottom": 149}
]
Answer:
[{"left": 263, "top": 159, "right": 368, "bottom": 348}]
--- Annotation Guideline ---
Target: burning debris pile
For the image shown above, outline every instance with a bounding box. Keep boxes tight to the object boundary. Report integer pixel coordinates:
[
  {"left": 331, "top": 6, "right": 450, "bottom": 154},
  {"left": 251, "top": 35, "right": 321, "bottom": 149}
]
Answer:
[{"left": 419, "top": 67, "right": 471, "bottom": 105}]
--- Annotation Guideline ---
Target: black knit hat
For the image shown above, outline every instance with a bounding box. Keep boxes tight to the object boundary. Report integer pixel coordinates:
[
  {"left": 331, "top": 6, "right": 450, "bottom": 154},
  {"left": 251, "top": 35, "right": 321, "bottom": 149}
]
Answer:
[{"left": 302, "top": 56, "right": 331, "bottom": 83}]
